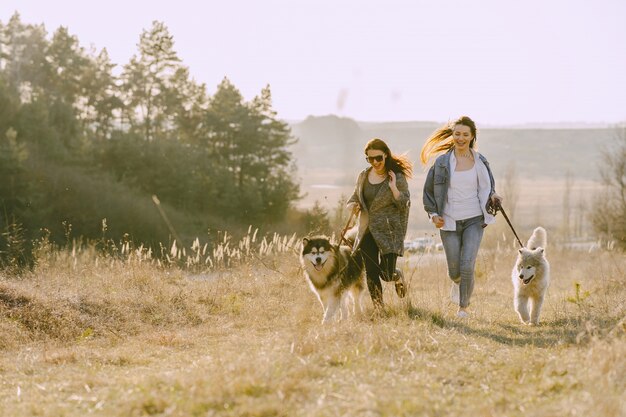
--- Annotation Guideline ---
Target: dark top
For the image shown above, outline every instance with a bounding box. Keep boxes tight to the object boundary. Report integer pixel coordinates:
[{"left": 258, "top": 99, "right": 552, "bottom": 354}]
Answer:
[{"left": 363, "top": 177, "right": 386, "bottom": 210}]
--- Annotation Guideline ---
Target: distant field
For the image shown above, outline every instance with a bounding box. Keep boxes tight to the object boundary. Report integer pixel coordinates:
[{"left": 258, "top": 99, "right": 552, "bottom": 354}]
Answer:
[
  {"left": 297, "top": 172, "right": 600, "bottom": 235},
  {"left": 290, "top": 117, "right": 612, "bottom": 235},
  {"left": 290, "top": 116, "right": 617, "bottom": 181}
]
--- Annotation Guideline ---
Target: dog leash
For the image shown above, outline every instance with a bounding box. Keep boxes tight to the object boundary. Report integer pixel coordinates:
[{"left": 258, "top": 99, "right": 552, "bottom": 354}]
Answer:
[
  {"left": 488, "top": 201, "right": 524, "bottom": 248},
  {"left": 337, "top": 209, "right": 379, "bottom": 264},
  {"left": 339, "top": 211, "right": 356, "bottom": 248}
]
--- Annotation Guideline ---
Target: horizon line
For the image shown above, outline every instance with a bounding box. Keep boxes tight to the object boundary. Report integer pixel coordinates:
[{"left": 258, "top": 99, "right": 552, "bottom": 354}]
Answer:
[{"left": 284, "top": 114, "right": 625, "bottom": 129}]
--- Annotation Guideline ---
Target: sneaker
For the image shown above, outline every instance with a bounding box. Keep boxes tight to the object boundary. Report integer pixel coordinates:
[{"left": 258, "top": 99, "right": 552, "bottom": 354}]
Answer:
[
  {"left": 450, "top": 282, "right": 460, "bottom": 304},
  {"left": 456, "top": 310, "right": 469, "bottom": 319},
  {"left": 394, "top": 268, "right": 407, "bottom": 298}
]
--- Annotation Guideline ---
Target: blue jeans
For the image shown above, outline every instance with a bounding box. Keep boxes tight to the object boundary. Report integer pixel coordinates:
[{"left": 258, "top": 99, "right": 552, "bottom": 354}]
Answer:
[{"left": 439, "top": 215, "right": 484, "bottom": 308}]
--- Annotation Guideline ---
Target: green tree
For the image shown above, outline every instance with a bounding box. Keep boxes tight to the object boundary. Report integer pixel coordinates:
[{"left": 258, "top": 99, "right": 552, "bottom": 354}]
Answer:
[
  {"left": 46, "top": 26, "right": 88, "bottom": 105},
  {"left": 204, "top": 79, "right": 300, "bottom": 223},
  {"left": 169, "top": 66, "right": 208, "bottom": 144},
  {"left": 302, "top": 201, "right": 331, "bottom": 235},
  {"left": 203, "top": 77, "right": 251, "bottom": 218},
  {"left": 1, "top": 13, "right": 49, "bottom": 100},
  {"left": 247, "top": 85, "right": 300, "bottom": 221},
  {"left": 1, "top": 16, "right": 83, "bottom": 155},
  {"left": 81, "top": 48, "right": 123, "bottom": 140},
  {"left": 0, "top": 75, "right": 19, "bottom": 132},
  {"left": 0, "top": 127, "right": 29, "bottom": 216},
  {"left": 46, "top": 28, "right": 122, "bottom": 141},
  {"left": 0, "top": 15, "right": 303, "bottom": 246},
  {"left": 120, "top": 21, "right": 182, "bottom": 141}
]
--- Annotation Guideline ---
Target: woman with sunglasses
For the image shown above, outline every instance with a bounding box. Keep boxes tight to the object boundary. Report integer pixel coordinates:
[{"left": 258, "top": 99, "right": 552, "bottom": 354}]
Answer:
[
  {"left": 346, "top": 138, "right": 413, "bottom": 309},
  {"left": 421, "top": 116, "right": 502, "bottom": 318}
]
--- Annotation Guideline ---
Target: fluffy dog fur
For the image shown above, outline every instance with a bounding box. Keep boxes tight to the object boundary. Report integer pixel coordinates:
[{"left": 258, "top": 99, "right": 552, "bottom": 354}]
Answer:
[
  {"left": 300, "top": 235, "right": 365, "bottom": 324},
  {"left": 512, "top": 227, "right": 550, "bottom": 325}
]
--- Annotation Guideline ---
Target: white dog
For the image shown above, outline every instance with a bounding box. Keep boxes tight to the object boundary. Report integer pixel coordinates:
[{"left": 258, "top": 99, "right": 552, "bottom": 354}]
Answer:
[{"left": 511, "top": 227, "right": 550, "bottom": 325}]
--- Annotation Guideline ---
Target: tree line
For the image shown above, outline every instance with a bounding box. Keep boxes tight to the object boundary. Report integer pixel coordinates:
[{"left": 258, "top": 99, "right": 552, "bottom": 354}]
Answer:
[{"left": 0, "top": 14, "right": 317, "bottom": 267}]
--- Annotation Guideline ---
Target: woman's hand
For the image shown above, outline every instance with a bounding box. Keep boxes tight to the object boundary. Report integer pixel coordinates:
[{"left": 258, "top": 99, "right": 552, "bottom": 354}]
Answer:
[
  {"left": 388, "top": 171, "right": 397, "bottom": 190},
  {"left": 346, "top": 202, "right": 361, "bottom": 215},
  {"left": 432, "top": 215, "right": 444, "bottom": 229},
  {"left": 388, "top": 170, "right": 403, "bottom": 201},
  {"left": 490, "top": 192, "right": 503, "bottom": 206}
]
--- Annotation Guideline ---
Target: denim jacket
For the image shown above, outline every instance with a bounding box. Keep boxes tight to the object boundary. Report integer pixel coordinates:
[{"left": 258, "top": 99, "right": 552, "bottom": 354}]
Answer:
[{"left": 423, "top": 150, "right": 496, "bottom": 229}]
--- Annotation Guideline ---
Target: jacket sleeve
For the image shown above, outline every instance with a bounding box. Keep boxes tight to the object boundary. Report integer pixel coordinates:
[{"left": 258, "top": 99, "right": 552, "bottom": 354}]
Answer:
[
  {"left": 423, "top": 165, "right": 437, "bottom": 214},
  {"left": 392, "top": 172, "right": 410, "bottom": 210},
  {"left": 483, "top": 157, "right": 496, "bottom": 196}
]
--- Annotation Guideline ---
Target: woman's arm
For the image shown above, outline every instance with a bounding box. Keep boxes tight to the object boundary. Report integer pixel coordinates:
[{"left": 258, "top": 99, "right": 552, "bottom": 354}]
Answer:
[
  {"left": 483, "top": 158, "right": 503, "bottom": 205},
  {"left": 389, "top": 171, "right": 410, "bottom": 209},
  {"left": 423, "top": 165, "right": 437, "bottom": 214},
  {"left": 422, "top": 166, "right": 444, "bottom": 228}
]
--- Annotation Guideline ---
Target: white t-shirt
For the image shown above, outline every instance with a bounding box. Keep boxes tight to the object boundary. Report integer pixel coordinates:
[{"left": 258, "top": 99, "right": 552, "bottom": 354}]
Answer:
[
  {"left": 442, "top": 163, "right": 483, "bottom": 221},
  {"left": 429, "top": 150, "right": 496, "bottom": 231}
]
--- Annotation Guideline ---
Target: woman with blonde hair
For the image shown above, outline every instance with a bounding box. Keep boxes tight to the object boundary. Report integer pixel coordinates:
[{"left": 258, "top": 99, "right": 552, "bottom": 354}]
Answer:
[
  {"left": 421, "top": 116, "right": 501, "bottom": 318},
  {"left": 347, "top": 138, "right": 412, "bottom": 308}
]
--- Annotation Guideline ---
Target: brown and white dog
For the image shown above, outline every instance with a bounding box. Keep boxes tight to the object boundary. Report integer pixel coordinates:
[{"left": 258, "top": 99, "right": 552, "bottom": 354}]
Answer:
[{"left": 300, "top": 236, "right": 365, "bottom": 324}]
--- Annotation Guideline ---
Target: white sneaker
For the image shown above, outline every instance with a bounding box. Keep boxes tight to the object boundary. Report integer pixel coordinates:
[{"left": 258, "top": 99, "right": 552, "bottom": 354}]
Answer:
[
  {"left": 450, "top": 282, "right": 460, "bottom": 304},
  {"left": 456, "top": 310, "right": 469, "bottom": 319}
]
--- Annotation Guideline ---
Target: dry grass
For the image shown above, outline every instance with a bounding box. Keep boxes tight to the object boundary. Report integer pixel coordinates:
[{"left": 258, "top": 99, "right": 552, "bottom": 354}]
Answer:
[{"left": 0, "top": 234, "right": 624, "bottom": 417}]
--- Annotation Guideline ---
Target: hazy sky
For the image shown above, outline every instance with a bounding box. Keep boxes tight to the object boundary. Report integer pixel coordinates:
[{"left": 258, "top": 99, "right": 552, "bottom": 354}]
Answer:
[{"left": 1, "top": 0, "right": 625, "bottom": 125}]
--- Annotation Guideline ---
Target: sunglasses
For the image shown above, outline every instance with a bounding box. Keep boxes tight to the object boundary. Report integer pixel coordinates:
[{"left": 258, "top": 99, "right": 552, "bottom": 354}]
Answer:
[{"left": 365, "top": 155, "right": 384, "bottom": 163}]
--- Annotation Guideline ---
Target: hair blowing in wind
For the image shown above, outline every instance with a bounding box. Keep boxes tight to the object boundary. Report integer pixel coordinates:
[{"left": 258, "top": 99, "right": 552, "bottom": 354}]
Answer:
[
  {"left": 365, "top": 138, "right": 413, "bottom": 179},
  {"left": 420, "top": 116, "right": 477, "bottom": 165}
]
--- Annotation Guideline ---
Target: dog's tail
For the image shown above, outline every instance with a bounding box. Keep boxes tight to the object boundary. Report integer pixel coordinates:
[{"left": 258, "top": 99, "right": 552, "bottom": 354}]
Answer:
[{"left": 527, "top": 227, "right": 547, "bottom": 251}]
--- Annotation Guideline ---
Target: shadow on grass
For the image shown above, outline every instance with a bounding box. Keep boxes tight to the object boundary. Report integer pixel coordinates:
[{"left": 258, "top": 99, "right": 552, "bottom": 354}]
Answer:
[
  {"left": 406, "top": 304, "right": 447, "bottom": 328},
  {"left": 405, "top": 303, "right": 621, "bottom": 348}
]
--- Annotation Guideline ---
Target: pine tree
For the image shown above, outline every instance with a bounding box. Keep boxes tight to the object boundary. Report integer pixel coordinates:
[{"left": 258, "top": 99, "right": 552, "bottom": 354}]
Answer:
[
  {"left": 120, "top": 21, "right": 182, "bottom": 141},
  {"left": 2, "top": 13, "right": 49, "bottom": 99},
  {"left": 203, "top": 80, "right": 300, "bottom": 222},
  {"left": 81, "top": 48, "right": 122, "bottom": 139}
]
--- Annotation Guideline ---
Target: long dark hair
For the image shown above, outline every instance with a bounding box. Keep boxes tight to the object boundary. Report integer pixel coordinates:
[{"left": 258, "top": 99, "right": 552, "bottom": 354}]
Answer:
[
  {"left": 365, "top": 138, "right": 413, "bottom": 179},
  {"left": 420, "top": 116, "right": 478, "bottom": 165}
]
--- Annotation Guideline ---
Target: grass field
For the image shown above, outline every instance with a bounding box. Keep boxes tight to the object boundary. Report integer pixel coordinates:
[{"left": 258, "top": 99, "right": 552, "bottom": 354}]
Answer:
[{"left": 0, "top": 233, "right": 624, "bottom": 416}]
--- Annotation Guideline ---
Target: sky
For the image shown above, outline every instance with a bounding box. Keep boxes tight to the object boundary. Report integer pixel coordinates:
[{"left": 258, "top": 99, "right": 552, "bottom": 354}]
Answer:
[{"left": 1, "top": 0, "right": 625, "bottom": 125}]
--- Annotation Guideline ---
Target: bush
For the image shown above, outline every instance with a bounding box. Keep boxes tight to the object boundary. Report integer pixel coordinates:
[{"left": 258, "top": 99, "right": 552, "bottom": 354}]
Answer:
[{"left": 592, "top": 125, "right": 626, "bottom": 250}]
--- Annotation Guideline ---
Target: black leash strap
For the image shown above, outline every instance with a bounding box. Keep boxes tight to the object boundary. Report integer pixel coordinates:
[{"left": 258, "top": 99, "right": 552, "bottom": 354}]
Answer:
[{"left": 488, "top": 201, "right": 524, "bottom": 248}]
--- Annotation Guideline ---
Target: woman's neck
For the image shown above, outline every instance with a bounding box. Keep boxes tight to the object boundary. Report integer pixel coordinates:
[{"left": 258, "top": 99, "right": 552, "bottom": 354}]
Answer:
[
  {"left": 373, "top": 167, "right": 387, "bottom": 176},
  {"left": 454, "top": 148, "right": 472, "bottom": 158}
]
